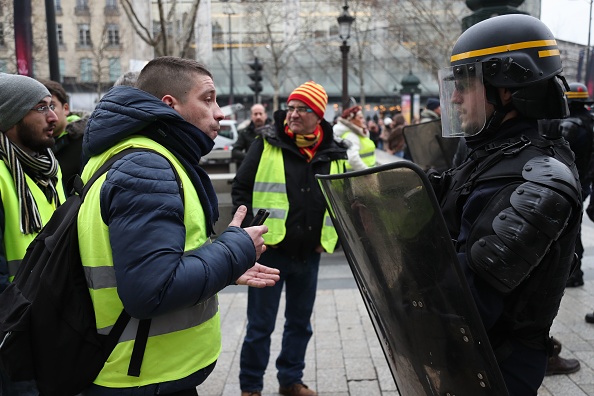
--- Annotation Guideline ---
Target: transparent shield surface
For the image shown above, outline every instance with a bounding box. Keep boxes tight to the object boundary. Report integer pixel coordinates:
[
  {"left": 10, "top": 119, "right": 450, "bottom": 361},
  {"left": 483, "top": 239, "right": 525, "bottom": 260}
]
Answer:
[
  {"left": 438, "top": 64, "right": 487, "bottom": 138},
  {"left": 317, "top": 162, "right": 508, "bottom": 396},
  {"left": 402, "top": 120, "right": 461, "bottom": 172}
]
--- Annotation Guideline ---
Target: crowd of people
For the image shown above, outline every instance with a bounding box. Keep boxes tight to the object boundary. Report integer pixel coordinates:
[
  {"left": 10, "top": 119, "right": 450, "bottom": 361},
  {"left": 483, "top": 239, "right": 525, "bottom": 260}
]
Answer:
[{"left": 0, "top": 12, "right": 592, "bottom": 396}]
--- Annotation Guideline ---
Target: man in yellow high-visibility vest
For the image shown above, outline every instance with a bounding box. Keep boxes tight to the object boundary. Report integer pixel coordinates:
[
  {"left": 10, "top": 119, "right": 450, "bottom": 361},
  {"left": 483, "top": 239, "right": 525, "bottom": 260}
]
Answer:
[
  {"left": 77, "top": 57, "right": 280, "bottom": 396},
  {"left": 0, "top": 73, "right": 66, "bottom": 396},
  {"left": 232, "top": 81, "right": 347, "bottom": 396}
]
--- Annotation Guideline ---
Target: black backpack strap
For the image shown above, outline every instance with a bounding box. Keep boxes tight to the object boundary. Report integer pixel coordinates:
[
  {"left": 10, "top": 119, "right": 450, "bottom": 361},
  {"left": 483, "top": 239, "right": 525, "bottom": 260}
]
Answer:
[
  {"left": 105, "top": 310, "right": 131, "bottom": 355},
  {"left": 77, "top": 148, "right": 183, "bottom": 378},
  {"left": 127, "top": 319, "right": 151, "bottom": 377}
]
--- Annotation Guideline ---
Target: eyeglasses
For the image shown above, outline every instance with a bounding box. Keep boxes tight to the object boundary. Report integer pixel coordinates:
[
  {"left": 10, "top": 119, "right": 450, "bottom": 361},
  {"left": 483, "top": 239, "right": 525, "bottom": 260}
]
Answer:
[
  {"left": 287, "top": 106, "right": 313, "bottom": 115},
  {"left": 31, "top": 104, "right": 56, "bottom": 114}
]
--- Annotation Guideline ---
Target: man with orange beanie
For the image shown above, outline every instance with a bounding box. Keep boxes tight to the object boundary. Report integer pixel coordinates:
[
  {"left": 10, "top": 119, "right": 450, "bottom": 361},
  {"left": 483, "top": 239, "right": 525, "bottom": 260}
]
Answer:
[{"left": 232, "top": 81, "right": 347, "bottom": 396}]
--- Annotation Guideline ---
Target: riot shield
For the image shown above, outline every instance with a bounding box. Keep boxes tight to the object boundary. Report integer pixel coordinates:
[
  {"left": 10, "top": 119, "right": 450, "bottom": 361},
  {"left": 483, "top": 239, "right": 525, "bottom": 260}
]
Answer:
[
  {"left": 317, "top": 162, "right": 508, "bottom": 396},
  {"left": 403, "top": 120, "right": 460, "bottom": 172}
]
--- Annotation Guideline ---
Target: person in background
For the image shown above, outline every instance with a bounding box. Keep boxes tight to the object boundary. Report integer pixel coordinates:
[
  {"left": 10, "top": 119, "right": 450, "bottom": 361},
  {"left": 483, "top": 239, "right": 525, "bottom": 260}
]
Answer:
[
  {"left": 367, "top": 119, "right": 381, "bottom": 147},
  {"left": 432, "top": 15, "right": 582, "bottom": 394},
  {"left": 39, "top": 79, "right": 88, "bottom": 190},
  {"left": 77, "top": 56, "right": 279, "bottom": 396},
  {"left": 0, "top": 73, "right": 67, "bottom": 396},
  {"left": 113, "top": 71, "right": 140, "bottom": 87},
  {"left": 232, "top": 103, "right": 272, "bottom": 167},
  {"left": 232, "top": 81, "right": 347, "bottom": 396},
  {"left": 333, "top": 105, "right": 376, "bottom": 171},
  {"left": 420, "top": 98, "right": 441, "bottom": 123},
  {"left": 383, "top": 114, "right": 407, "bottom": 157},
  {"left": 555, "top": 83, "right": 593, "bottom": 289}
]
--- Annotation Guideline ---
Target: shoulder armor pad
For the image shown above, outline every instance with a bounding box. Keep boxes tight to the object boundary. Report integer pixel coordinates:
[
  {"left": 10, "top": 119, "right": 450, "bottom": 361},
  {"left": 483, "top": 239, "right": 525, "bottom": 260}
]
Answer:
[
  {"left": 521, "top": 156, "right": 580, "bottom": 202},
  {"left": 468, "top": 158, "right": 581, "bottom": 294}
]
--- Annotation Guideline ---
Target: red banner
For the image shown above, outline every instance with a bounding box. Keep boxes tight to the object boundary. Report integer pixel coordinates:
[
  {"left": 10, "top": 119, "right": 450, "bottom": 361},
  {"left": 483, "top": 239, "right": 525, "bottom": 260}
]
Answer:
[{"left": 13, "top": 0, "right": 33, "bottom": 76}]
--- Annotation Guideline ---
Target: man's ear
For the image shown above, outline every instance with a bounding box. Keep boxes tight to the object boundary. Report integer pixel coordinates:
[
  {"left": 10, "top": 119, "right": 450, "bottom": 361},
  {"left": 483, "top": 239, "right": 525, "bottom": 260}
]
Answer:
[
  {"left": 499, "top": 88, "right": 514, "bottom": 105},
  {"left": 161, "top": 95, "right": 177, "bottom": 108},
  {"left": 63, "top": 102, "right": 70, "bottom": 116}
]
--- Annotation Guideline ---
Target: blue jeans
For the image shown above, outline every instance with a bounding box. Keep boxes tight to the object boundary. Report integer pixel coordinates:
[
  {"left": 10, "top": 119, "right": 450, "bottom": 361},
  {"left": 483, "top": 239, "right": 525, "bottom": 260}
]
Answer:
[{"left": 239, "top": 248, "right": 320, "bottom": 391}]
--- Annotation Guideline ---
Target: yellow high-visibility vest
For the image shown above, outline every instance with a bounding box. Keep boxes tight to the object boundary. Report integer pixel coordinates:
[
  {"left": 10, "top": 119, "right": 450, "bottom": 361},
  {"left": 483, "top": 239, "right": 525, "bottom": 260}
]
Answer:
[
  {"left": 78, "top": 135, "right": 220, "bottom": 387},
  {"left": 252, "top": 139, "right": 344, "bottom": 253}
]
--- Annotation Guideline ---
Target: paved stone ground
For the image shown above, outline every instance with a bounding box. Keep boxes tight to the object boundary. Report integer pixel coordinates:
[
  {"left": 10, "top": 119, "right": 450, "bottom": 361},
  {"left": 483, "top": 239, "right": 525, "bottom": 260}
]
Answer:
[{"left": 196, "top": 214, "right": 594, "bottom": 396}]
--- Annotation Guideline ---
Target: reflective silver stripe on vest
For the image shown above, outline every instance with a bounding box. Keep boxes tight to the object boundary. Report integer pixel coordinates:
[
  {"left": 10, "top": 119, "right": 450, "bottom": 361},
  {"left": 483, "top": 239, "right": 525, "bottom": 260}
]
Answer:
[
  {"left": 84, "top": 266, "right": 117, "bottom": 289},
  {"left": 266, "top": 208, "right": 287, "bottom": 220},
  {"left": 8, "top": 260, "right": 20, "bottom": 277},
  {"left": 325, "top": 216, "right": 334, "bottom": 227},
  {"left": 254, "top": 182, "right": 286, "bottom": 194},
  {"left": 97, "top": 295, "right": 219, "bottom": 338},
  {"left": 360, "top": 151, "right": 375, "bottom": 158}
]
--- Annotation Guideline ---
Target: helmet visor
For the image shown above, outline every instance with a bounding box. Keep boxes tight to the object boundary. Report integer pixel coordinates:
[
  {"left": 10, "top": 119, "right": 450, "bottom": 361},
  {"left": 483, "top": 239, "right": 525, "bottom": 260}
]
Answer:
[{"left": 438, "top": 64, "right": 486, "bottom": 138}]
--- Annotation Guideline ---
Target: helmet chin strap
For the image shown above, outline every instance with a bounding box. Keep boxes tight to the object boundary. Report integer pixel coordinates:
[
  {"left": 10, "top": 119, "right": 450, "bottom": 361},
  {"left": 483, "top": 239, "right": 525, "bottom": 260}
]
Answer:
[{"left": 469, "top": 84, "right": 515, "bottom": 143}]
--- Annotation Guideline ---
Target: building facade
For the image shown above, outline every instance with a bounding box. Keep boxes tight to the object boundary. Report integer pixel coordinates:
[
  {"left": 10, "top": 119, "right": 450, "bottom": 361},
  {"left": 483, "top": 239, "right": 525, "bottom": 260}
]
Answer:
[{"left": 1, "top": 0, "right": 583, "bottom": 116}]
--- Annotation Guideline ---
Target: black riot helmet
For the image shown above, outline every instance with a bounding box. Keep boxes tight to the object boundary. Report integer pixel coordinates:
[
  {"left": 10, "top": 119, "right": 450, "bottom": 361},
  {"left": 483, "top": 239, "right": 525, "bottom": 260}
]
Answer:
[
  {"left": 566, "top": 82, "right": 593, "bottom": 105},
  {"left": 438, "top": 14, "right": 569, "bottom": 138}
]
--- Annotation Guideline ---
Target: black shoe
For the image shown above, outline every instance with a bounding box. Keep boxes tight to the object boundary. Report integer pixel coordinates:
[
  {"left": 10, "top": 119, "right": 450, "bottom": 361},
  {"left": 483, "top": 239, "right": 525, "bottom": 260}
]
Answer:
[
  {"left": 566, "top": 273, "right": 584, "bottom": 287},
  {"left": 545, "top": 355, "right": 581, "bottom": 376},
  {"left": 586, "top": 312, "right": 594, "bottom": 323}
]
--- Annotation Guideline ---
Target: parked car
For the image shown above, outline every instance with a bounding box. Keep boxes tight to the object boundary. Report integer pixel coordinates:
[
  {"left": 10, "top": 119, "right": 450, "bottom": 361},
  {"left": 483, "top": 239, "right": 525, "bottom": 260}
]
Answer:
[{"left": 213, "top": 119, "right": 238, "bottom": 150}]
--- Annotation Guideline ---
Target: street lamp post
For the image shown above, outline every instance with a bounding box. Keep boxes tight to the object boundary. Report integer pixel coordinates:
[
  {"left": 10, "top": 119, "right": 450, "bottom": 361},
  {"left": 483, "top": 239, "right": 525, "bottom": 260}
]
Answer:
[
  {"left": 337, "top": 1, "right": 354, "bottom": 111},
  {"left": 223, "top": 3, "right": 235, "bottom": 105},
  {"left": 586, "top": 0, "right": 593, "bottom": 83}
]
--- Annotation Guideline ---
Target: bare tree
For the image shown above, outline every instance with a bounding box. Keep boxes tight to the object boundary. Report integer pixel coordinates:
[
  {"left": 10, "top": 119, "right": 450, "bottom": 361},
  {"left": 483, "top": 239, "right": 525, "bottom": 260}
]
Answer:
[
  {"left": 386, "top": 0, "right": 467, "bottom": 77},
  {"left": 328, "top": 0, "right": 467, "bottom": 103},
  {"left": 0, "top": 0, "right": 16, "bottom": 73},
  {"left": 242, "top": 0, "right": 318, "bottom": 111},
  {"left": 120, "top": 0, "right": 200, "bottom": 58}
]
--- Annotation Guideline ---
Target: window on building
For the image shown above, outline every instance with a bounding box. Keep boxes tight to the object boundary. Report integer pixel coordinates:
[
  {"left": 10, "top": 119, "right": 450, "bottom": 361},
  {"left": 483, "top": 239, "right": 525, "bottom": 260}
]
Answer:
[
  {"left": 59, "top": 58, "right": 65, "bottom": 83},
  {"left": 55, "top": 0, "right": 62, "bottom": 12},
  {"left": 0, "top": 23, "right": 4, "bottom": 46},
  {"left": 78, "top": 24, "right": 91, "bottom": 47},
  {"left": 77, "top": 0, "right": 88, "bottom": 8},
  {"left": 57, "top": 24, "right": 64, "bottom": 46},
  {"left": 0, "top": 60, "right": 7, "bottom": 73},
  {"left": 106, "top": 0, "right": 117, "bottom": 7},
  {"left": 80, "top": 58, "right": 93, "bottom": 82},
  {"left": 107, "top": 24, "right": 120, "bottom": 46},
  {"left": 109, "top": 58, "right": 121, "bottom": 82}
]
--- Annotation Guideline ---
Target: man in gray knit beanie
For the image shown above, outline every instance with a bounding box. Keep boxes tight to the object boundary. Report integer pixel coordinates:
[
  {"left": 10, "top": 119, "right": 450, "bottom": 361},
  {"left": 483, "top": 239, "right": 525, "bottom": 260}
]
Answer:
[
  {"left": 0, "top": 73, "right": 52, "bottom": 132},
  {"left": 0, "top": 73, "right": 65, "bottom": 396}
]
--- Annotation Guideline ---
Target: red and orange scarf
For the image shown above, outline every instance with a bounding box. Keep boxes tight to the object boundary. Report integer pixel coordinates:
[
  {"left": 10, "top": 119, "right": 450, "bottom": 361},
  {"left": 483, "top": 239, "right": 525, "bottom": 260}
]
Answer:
[{"left": 284, "top": 123, "right": 323, "bottom": 162}]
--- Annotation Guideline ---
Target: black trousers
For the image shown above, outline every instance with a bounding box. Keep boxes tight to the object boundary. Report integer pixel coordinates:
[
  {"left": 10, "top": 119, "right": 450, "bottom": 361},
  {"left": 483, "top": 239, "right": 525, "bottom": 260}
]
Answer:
[{"left": 165, "top": 389, "right": 198, "bottom": 396}]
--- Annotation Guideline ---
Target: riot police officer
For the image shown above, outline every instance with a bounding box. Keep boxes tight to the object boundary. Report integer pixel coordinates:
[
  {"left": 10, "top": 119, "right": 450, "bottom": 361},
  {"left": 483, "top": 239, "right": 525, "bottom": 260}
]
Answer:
[
  {"left": 560, "top": 83, "right": 594, "bottom": 287},
  {"left": 434, "top": 14, "right": 582, "bottom": 395}
]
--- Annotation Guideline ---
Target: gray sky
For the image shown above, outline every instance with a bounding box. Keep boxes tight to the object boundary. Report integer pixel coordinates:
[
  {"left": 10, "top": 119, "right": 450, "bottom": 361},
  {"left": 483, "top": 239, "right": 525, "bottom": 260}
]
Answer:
[{"left": 541, "top": 0, "right": 592, "bottom": 45}]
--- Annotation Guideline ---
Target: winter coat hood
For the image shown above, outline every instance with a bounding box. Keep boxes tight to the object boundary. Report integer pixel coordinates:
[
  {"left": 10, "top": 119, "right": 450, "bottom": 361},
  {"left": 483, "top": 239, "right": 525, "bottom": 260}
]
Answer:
[{"left": 83, "top": 85, "right": 214, "bottom": 160}]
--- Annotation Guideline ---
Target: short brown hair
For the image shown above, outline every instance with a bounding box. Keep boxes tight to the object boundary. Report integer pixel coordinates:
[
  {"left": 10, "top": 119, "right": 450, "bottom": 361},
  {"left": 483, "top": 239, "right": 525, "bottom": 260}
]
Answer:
[
  {"left": 38, "top": 79, "right": 69, "bottom": 105},
  {"left": 136, "top": 56, "right": 213, "bottom": 102}
]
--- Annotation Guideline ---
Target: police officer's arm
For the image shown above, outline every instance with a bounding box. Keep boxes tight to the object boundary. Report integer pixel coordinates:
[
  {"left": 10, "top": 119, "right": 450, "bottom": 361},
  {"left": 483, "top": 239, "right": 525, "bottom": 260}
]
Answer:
[
  {"left": 231, "top": 137, "right": 264, "bottom": 227},
  {"left": 100, "top": 152, "right": 263, "bottom": 319}
]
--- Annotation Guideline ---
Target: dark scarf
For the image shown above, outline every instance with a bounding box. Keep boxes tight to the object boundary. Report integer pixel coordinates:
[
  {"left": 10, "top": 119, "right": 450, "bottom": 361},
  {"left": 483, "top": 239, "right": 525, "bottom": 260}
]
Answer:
[
  {"left": 0, "top": 133, "right": 60, "bottom": 234},
  {"left": 144, "top": 119, "right": 219, "bottom": 236}
]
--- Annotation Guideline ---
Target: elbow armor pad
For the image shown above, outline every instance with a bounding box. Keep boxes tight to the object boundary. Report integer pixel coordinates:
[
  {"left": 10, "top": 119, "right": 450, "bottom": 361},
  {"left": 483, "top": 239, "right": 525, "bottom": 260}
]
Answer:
[{"left": 468, "top": 156, "right": 581, "bottom": 294}]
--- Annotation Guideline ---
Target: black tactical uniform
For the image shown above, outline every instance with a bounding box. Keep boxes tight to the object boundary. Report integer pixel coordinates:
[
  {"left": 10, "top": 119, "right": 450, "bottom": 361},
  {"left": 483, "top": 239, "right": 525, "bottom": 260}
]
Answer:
[{"left": 434, "top": 14, "right": 582, "bottom": 395}]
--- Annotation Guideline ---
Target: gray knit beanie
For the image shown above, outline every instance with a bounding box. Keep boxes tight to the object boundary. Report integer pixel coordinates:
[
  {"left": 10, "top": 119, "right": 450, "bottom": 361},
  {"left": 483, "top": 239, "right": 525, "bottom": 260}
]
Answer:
[{"left": 0, "top": 73, "right": 51, "bottom": 132}]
